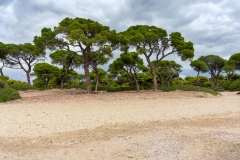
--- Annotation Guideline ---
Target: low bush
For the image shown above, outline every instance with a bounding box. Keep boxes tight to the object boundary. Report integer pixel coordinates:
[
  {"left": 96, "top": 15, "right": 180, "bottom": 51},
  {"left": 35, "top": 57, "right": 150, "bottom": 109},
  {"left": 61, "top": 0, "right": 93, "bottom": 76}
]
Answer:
[
  {"left": 210, "top": 86, "right": 225, "bottom": 92},
  {"left": 0, "top": 80, "right": 5, "bottom": 88},
  {"left": 9, "top": 84, "right": 37, "bottom": 91},
  {"left": 229, "top": 80, "right": 240, "bottom": 91},
  {"left": 159, "top": 85, "right": 219, "bottom": 95},
  {"left": 66, "top": 84, "right": 135, "bottom": 92},
  {"left": 0, "top": 87, "right": 21, "bottom": 102}
]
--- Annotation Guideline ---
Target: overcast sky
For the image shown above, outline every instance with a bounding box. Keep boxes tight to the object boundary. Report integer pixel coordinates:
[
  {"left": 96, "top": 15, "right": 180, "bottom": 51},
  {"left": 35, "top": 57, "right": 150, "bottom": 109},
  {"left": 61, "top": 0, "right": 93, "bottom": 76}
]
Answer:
[{"left": 1, "top": 0, "right": 240, "bottom": 81}]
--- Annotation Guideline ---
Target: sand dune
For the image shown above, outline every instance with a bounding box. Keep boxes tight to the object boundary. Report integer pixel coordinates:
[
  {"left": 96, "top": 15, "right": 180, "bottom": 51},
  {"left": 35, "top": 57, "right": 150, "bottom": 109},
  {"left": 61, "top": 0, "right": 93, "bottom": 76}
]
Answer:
[{"left": 0, "top": 90, "right": 239, "bottom": 159}]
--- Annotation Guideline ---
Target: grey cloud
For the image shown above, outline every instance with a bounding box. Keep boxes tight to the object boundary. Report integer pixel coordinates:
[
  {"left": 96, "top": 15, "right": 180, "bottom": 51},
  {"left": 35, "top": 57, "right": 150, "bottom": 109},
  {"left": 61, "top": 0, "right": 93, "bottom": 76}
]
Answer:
[{"left": 1, "top": 0, "right": 240, "bottom": 80}]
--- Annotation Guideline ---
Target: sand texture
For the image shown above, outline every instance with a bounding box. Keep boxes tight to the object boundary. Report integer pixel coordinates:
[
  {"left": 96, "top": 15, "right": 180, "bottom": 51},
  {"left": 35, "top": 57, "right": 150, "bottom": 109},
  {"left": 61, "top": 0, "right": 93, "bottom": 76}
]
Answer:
[{"left": 0, "top": 89, "right": 239, "bottom": 159}]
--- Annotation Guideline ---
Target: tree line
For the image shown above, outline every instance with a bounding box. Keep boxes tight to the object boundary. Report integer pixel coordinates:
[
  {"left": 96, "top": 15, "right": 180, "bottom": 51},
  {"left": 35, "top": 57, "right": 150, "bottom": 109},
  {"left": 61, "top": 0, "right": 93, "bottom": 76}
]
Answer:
[{"left": 0, "top": 17, "right": 240, "bottom": 93}]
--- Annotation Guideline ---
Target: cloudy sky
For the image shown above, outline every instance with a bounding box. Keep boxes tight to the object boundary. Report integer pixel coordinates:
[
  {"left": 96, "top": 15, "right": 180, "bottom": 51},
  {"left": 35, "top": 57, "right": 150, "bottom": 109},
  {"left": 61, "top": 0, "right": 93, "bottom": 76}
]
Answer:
[{"left": 1, "top": 0, "right": 240, "bottom": 82}]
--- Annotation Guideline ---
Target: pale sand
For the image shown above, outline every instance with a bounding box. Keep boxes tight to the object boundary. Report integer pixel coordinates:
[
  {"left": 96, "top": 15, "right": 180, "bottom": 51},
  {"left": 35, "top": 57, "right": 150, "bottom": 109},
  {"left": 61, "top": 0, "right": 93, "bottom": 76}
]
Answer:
[{"left": 0, "top": 89, "right": 239, "bottom": 159}]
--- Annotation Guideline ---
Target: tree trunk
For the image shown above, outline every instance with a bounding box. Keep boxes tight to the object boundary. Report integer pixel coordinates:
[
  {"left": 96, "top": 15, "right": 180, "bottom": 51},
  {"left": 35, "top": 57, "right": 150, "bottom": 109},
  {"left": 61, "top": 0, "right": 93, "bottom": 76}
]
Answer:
[
  {"left": 215, "top": 74, "right": 220, "bottom": 86},
  {"left": 176, "top": 73, "right": 180, "bottom": 85},
  {"left": 26, "top": 72, "right": 31, "bottom": 86},
  {"left": 152, "top": 69, "right": 158, "bottom": 91},
  {"left": 61, "top": 78, "right": 64, "bottom": 89},
  {"left": 196, "top": 72, "right": 200, "bottom": 84},
  {"left": 210, "top": 76, "right": 215, "bottom": 87},
  {"left": 146, "top": 57, "right": 158, "bottom": 91},
  {"left": 133, "top": 75, "right": 140, "bottom": 92},
  {"left": 84, "top": 62, "right": 92, "bottom": 93},
  {"left": 0, "top": 69, "right": 6, "bottom": 84},
  {"left": 167, "top": 78, "right": 171, "bottom": 86}
]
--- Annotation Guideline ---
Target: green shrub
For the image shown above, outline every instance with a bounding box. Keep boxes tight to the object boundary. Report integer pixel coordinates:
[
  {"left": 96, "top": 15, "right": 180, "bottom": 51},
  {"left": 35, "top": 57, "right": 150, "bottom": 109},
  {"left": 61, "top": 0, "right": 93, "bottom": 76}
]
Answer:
[
  {"left": 0, "top": 87, "right": 21, "bottom": 102},
  {"left": 229, "top": 80, "right": 240, "bottom": 91},
  {"left": 9, "top": 84, "right": 37, "bottom": 91},
  {"left": 159, "top": 85, "right": 219, "bottom": 95},
  {"left": 210, "top": 86, "right": 225, "bottom": 92},
  {"left": 0, "top": 80, "right": 5, "bottom": 89},
  {"left": 66, "top": 84, "right": 136, "bottom": 92}
]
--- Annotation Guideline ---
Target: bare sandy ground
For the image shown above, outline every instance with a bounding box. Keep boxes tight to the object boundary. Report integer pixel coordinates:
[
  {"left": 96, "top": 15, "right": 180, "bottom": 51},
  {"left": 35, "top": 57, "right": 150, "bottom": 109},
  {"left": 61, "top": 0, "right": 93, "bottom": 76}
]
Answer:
[{"left": 0, "top": 89, "right": 239, "bottom": 159}]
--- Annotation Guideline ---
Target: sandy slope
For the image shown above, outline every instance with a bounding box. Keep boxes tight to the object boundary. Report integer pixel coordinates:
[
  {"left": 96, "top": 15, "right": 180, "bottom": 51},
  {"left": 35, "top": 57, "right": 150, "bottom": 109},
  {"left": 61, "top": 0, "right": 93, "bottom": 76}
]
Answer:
[{"left": 0, "top": 89, "right": 239, "bottom": 159}]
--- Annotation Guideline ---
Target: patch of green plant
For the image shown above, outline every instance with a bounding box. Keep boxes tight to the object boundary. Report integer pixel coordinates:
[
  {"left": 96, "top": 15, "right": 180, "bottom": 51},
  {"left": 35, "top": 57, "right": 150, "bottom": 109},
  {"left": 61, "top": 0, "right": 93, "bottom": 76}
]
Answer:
[
  {"left": 0, "top": 87, "right": 21, "bottom": 102},
  {"left": 0, "top": 80, "right": 6, "bottom": 88},
  {"left": 9, "top": 84, "right": 37, "bottom": 91},
  {"left": 94, "top": 85, "right": 135, "bottom": 92},
  {"left": 210, "top": 86, "right": 225, "bottom": 92},
  {"left": 159, "top": 85, "right": 219, "bottom": 95},
  {"left": 229, "top": 80, "right": 240, "bottom": 91},
  {"left": 158, "top": 85, "right": 177, "bottom": 92},
  {"left": 237, "top": 91, "right": 240, "bottom": 95}
]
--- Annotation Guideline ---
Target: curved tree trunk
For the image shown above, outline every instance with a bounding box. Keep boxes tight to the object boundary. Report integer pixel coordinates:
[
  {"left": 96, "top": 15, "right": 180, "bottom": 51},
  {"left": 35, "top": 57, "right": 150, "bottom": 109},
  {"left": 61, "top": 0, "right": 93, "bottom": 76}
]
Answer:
[
  {"left": 151, "top": 67, "right": 158, "bottom": 91},
  {"left": 61, "top": 78, "right": 64, "bottom": 89},
  {"left": 196, "top": 72, "right": 200, "bottom": 84},
  {"left": 0, "top": 69, "right": 6, "bottom": 84},
  {"left": 0, "top": 61, "right": 7, "bottom": 86},
  {"left": 133, "top": 74, "right": 140, "bottom": 92},
  {"left": 26, "top": 71, "right": 31, "bottom": 86},
  {"left": 95, "top": 73, "right": 99, "bottom": 92},
  {"left": 84, "top": 62, "right": 92, "bottom": 93}
]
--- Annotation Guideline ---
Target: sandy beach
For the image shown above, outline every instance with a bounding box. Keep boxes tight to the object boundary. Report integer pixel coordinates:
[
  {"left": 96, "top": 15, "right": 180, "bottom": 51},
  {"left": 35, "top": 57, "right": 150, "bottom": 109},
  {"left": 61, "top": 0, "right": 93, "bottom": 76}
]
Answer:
[{"left": 0, "top": 89, "right": 239, "bottom": 159}]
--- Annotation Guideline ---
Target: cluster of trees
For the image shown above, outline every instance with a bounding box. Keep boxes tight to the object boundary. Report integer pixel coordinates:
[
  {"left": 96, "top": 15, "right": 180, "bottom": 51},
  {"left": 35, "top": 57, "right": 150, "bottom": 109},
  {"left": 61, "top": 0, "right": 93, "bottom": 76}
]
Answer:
[{"left": 0, "top": 17, "right": 240, "bottom": 93}]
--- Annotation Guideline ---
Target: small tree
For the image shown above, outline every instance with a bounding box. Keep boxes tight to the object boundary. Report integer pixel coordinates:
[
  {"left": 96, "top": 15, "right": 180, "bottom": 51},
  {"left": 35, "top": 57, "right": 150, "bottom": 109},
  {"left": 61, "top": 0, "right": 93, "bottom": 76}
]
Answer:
[
  {"left": 157, "top": 60, "right": 182, "bottom": 86},
  {"left": 31, "top": 62, "right": 60, "bottom": 87},
  {"left": 89, "top": 52, "right": 112, "bottom": 91},
  {"left": 109, "top": 52, "right": 147, "bottom": 91},
  {"left": 120, "top": 25, "right": 194, "bottom": 91},
  {"left": 199, "top": 55, "right": 225, "bottom": 87},
  {"left": 223, "top": 60, "right": 236, "bottom": 81},
  {"left": 1, "top": 43, "right": 45, "bottom": 86},
  {"left": 229, "top": 53, "right": 240, "bottom": 70},
  {"left": 190, "top": 59, "right": 208, "bottom": 84},
  {"left": 49, "top": 50, "right": 81, "bottom": 89},
  {"left": 0, "top": 42, "right": 9, "bottom": 84}
]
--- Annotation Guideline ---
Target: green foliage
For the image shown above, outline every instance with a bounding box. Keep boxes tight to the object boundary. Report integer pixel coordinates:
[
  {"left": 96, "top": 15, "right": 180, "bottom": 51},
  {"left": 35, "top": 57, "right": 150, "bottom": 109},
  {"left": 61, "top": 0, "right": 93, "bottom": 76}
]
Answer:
[
  {"left": 156, "top": 60, "right": 182, "bottom": 86},
  {"left": 159, "top": 85, "right": 219, "bottom": 95},
  {"left": 34, "top": 17, "right": 118, "bottom": 93},
  {"left": 0, "top": 80, "right": 5, "bottom": 88},
  {"left": 0, "top": 87, "right": 21, "bottom": 102},
  {"left": 109, "top": 52, "right": 147, "bottom": 91},
  {"left": 1, "top": 42, "right": 45, "bottom": 85},
  {"left": 32, "top": 62, "right": 60, "bottom": 86},
  {"left": 229, "top": 53, "right": 240, "bottom": 70},
  {"left": 190, "top": 60, "right": 208, "bottom": 83},
  {"left": 220, "top": 79, "right": 240, "bottom": 91},
  {"left": 228, "top": 80, "right": 240, "bottom": 91},
  {"left": 7, "top": 79, "right": 28, "bottom": 85},
  {"left": 9, "top": 84, "right": 36, "bottom": 91},
  {"left": 6, "top": 79, "right": 37, "bottom": 91},
  {"left": 0, "top": 76, "right": 9, "bottom": 81},
  {"left": 96, "top": 85, "right": 135, "bottom": 92},
  {"left": 120, "top": 25, "right": 194, "bottom": 91},
  {"left": 198, "top": 55, "right": 225, "bottom": 87},
  {"left": 66, "top": 84, "right": 135, "bottom": 92}
]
